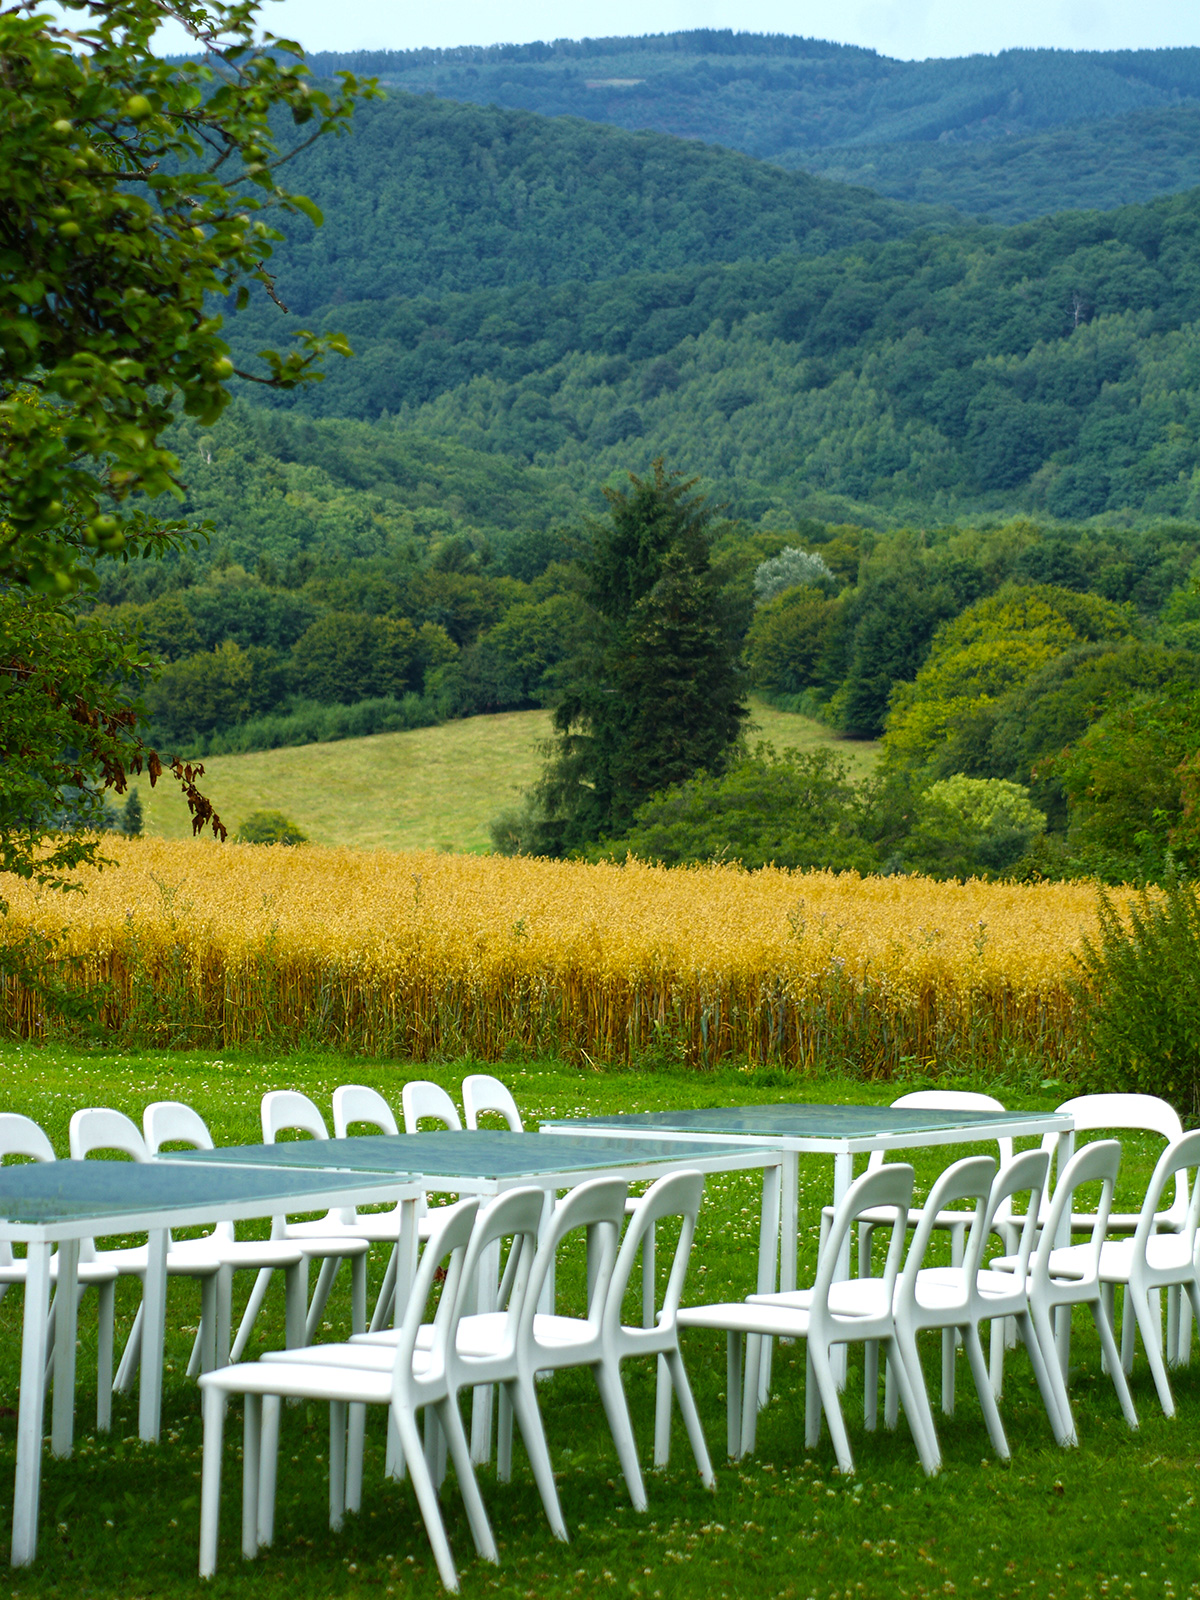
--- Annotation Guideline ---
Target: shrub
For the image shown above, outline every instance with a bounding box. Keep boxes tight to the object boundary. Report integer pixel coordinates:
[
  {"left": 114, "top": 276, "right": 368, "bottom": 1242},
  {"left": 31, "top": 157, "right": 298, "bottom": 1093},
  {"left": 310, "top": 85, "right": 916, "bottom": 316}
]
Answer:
[
  {"left": 1075, "top": 878, "right": 1200, "bottom": 1121},
  {"left": 753, "top": 546, "right": 837, "bottom": 605},
  {"left": 905, "top": 775, "right": 1046, "bottom": 880},
  {"left": 236, "top": 810, "right": 309, "bottom": 846}
]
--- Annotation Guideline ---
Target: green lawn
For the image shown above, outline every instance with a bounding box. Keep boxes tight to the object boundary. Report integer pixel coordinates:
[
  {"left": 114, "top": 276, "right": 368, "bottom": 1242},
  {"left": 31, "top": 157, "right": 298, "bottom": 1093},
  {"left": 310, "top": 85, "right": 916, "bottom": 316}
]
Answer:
[
  {"left": 139, "top": 701, "right": 878, "bottom": 853},
  {"left": 0, "top": 1044, "right": 1191, "bottom": 1600}
]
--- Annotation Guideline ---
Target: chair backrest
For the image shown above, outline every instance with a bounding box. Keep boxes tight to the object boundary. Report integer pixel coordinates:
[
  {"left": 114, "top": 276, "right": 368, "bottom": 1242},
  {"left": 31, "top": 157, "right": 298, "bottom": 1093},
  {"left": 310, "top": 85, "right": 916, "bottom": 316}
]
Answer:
[
  {"left": 0, "top": 1115, "right": 55, "bottom": 1265},
  {"left": 896, "top": 1155, "right": 996, "bottom": 1308},
  {"left": 1132, "top": 1129, "right": 1200, "bottom": 1258},
  {"left": 391, "top": 1196, "right": 479, "bottom": 1408},
  {"left": 1034, "top": 1139, "right": 1122, "bottom": 1292},
  {"left": 69, "top": 1107, "right": 150, "bottom": 1162},
  {"left": 984, "top": 1147, "right": 1052, "bottom": 1283},
  {"left": 520, "top": 1176, "right": 629, "bottom": 1346},
  {"left": 0, "top": 1113, "right": 56, "bottom": 1165},
  {"left": 868, "top": 1091, "right": 1012, "bottom": 1175},
  {"left": 402, "top": 1080, "right": 462, "bottom": 1134},
  {"left": 461, "top": 1074, "right": 523, "bottom": 1132},
  {"left": 605, "top": 1169, "right": 705, "bottom": 1352},
  {"left": 143, "top": 1100, "right": 215, "bottom": 1154},
  {"left": 813, "top": 1163, "right": 915, "bottom": 1320},
  {"left": 1057, "top": 1093, "right": 1187, "bottom": 1226},
  {"left": 332, "top": 1084, "right": 399, "bottom": 1139},
  {"left": 261, "top": 1089, "right": 328, "bottom": 1143},
  {"left": 449, "top": 1186, "right": 545, "bottom": 1374}
]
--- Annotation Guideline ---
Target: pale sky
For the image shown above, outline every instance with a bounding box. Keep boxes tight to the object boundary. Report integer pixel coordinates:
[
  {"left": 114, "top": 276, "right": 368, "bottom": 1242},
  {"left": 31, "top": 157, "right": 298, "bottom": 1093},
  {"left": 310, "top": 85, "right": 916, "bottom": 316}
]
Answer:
[{"left": 161, "top": 0, "right": 1200, "bottom": 59}]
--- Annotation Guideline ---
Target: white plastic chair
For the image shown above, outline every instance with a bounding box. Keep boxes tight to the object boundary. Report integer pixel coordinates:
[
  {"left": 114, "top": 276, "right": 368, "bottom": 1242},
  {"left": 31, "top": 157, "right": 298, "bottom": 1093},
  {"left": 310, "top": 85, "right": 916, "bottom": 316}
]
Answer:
[
  {"left": 267, "top": 1186, "right": 569, "bottom": 1537},
  {"left": 887, "top": 1149, "right": 1063, "bottom": 1466},
  {"left": 331, "top": 1083, "right": 421, "bottom": 1330},
  {"left": 679, "top": 1163, "right": 938, "bottom": 1476},
  {"left": 68, "top": 1107, "right": 224, "bottom": 1394},
  {"left": 402, "top": 1080, "right": 463, "bottom": 1133},
  {"left": 460, "top": 1074, "right": 655, "bottom": 1328},
  {"left": 198, "top": 1198, "right": 491, "bottom": 1592},
  {"left": 142, "top": 1101, "right": 307, "bottom": 1369},
  {"left": 824, "top": 1091, "right": 1018, "bottom": 1273},
  {"left": 1052, "top": 1095, "right": 1187, "bottom": 1235},
  {"left": 461, "top": 1075, "right": 522, "bottom": 1132},
  {"left": 0, "top": 1114, "right": 119, "bottom": 1429},
  {"left": 989, "top": 1139, "right": 1139, "bottom": 1445},
  {"left": 1040, "top": 1128, "right": 1200, "bottom": 1417},
  {"left": 242, "top": 1090, "right": 370, "bottom": 1350}
]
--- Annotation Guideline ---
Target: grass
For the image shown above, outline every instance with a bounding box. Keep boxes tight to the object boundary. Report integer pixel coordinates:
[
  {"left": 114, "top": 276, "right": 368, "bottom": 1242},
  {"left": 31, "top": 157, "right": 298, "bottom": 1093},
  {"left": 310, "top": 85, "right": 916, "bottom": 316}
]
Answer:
[
  {"left": 138, "top": 700, "right": 879, "bottom": 853},
  {"left": 0, "top": 1043, "right": 1187, "bottom": 1600}
]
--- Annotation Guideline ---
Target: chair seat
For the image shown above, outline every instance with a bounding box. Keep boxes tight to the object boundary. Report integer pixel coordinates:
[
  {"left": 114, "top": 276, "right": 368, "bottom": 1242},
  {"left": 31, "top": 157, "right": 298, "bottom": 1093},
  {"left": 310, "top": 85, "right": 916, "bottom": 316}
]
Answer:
[
  {"left": 209, "top": 1239, "right": 305, "bottom": 1269},
  {"left": 0, "top": 1257, "right": 119, "bottom": 1286},
  {"left": 201, "top": 1357, "right": 395, "bottom": 1406},
  {"left": 262, "top": 1340, "right": 433, "bottom": 1376},
  {"left": 93, "top": 1242, "right": 222, "bottom": 1279},
  {"left": 279, "top": 1225, "right": 370, "bottom": 1258},
  {"left": 822, "top": 1203, "right": 980, "bottom": 1229},
  {"left": 679, "top": 1300, "right": 814, "bottom": 1338},
  {"left": 749, "top": 1280, "right": 890, "bottom": 1318},
  {"left": 341, "top": 1213, "right": 406, "bottom": 1244}
]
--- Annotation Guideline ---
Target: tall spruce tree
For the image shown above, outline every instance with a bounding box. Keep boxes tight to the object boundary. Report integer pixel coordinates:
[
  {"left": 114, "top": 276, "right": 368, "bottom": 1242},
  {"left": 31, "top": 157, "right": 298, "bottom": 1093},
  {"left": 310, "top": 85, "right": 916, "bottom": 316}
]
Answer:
[{"left": 533, "top": 461, "right": 747, "bottom": 852}]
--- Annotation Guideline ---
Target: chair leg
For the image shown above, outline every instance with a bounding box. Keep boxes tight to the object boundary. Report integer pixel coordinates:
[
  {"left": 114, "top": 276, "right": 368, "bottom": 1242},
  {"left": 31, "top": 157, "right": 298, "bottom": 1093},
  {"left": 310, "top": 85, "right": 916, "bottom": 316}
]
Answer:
[
  {"left": 496, "top": 1385, "right": 514, "bottom": 1481},
  {"left": 95, "top": 1280, "right": 114, "bottom": 1432},
  {"left": 863, "top": 1339, "right": 879, "bottom": 1431},
  {"left": 664, "top": 1347, "right": 715, "bottom": 1489},
  {"left": 1120, "top": 1284, "right": 1137, "bottom": 1373},
  {"left": 941, "top": 1328, "right": 956, "bottom": 1417},
  {"left": 989, "top": 1312, "right": 1006, "bottom": 1400},
  {"left": 892, "top": 1331, "right": 939, "bottom": 1472},
  {"left": 114, "top": 1300, "right": 144, "bottom": 1394},
  {"left": 653, "top": 1353, "right": 672, "bottom": 1467},
  {"left": 215, "top": 1265, "right": 233, "bottom": 1369},
  {"left": 888, "top": 1335, "right": 939, "bottom": 1477},
  {"left": 1129, "top": 1286, "right": 1172, "bottom": 1417},
  {"left": 641, "top": 1225, "right": 656, "bottom": 1329},
  {"left": 242, "top": 1394, "right": 261, "bottom": 1560},
  {"left": 1090, "top": 1295, "right": 1139, "bottom": 1430},
  {"left": 725, "top": 1333, "right": 743, "bottom": 1459},
  {"left": 803, "top": 1343, "right": 822, "bottom": 1450},
  {"left": 258, "top": 1395, "right": 281, "bottom": 1549},
  {"left": 199, "top": 1386, "right": 227, "bottom": 1578},
  {"left": 396, "top": 1407, "right": 460, "bottom": 1593},
  {"left": 438, "top": 1395, "right": 498, "bottom": 1564},
  {"left": 808, "top": 1343, "right": 854, "bottom": 1475},
  {"left": 347, "top": 1402, "right": 366, "bottom": 1516},
  {"left": 742, "top": 1334, "right": 763, "bottom": 1454},
  {"left": 231, "top": 1268, "right": 273, "bottom": 1363},
  {"left": 594, "top": 1358, "right": 647, "bottom": 1512},
  {"left": 328, "top": 1400, "right": 346, "bottom": 1532},
  {"left": 370, "top": 1245, "right": 399, "bottom": 1333},
  {"left": 509, "top": 1377, "right": 568, "bottom": 1541},
  {"left": 305, "top": 1257, "right": 341, "bottom": 1342},
  {"left": 199, "top": 1276, "right": 219, "bottom": 1375},
  {"left": 964, "top": 1324, "right": 1009, "bottom": 1461},
  {"left": 350, "top": 1255, "right": 367, "bottom": 1337},
  {"left": 1025, "top": 1306, "right": 1075, "bottom": 1447}
]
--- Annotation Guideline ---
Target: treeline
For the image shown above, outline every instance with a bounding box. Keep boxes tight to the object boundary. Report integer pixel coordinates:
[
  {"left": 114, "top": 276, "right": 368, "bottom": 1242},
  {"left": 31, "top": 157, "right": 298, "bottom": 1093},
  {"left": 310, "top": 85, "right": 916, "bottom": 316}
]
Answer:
[
  {"left": 796, "top": 104, "right": 1200, "bottom": 224},
  {"left": 234, "top": 188, "right": 1200, "bottom": 523},
  {"left": 599, "top": 520, "right": 1200, "bottom": 886},
  {"left": 301, "top": 37, "right": 1200, "bottom": 169}
]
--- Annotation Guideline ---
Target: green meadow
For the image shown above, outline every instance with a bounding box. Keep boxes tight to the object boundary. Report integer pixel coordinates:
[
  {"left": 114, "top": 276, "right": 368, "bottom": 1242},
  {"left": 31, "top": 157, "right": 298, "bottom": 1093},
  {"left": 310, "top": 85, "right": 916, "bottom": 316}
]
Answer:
[{"left": 139, "top": 701, "right": 879, "bottom": 854}]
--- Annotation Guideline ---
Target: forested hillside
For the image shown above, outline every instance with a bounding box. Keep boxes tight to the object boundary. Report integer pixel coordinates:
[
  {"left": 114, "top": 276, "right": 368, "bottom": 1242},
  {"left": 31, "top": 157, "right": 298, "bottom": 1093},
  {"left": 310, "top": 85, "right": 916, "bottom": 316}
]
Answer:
[
  {"left": 298, "top": 34, "right": 1200, "bottom": 221},
  {"left": 253, "top": 92, "right": 929, "bottom": 314},
  {"left": 232, "top": 188, "right": 1200, "bottom": 522}
]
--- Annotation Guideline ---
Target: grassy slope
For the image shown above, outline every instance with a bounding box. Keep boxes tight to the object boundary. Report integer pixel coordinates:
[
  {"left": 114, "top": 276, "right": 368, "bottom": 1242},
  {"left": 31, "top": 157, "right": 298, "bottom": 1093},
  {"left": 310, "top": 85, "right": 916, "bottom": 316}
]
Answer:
[
  {"left": 140, "top": 700, "right": 879, "bottom": 852},
  {"left": 0, "top": 1041, "right": 1192, "bottom": 1600}
]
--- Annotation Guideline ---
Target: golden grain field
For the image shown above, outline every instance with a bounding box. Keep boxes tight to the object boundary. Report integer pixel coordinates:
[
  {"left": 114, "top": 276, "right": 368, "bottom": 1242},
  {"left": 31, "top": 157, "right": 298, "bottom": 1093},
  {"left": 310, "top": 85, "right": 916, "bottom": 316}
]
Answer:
[{"left": 0, "top": 838, "right": 1107, "bottom": 1071}]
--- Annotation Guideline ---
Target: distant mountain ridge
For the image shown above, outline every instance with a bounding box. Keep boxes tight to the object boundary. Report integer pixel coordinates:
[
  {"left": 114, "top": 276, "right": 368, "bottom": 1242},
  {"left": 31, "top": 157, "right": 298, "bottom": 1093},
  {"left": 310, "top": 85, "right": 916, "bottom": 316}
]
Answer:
[{"left": 297, "top": 33, "right": 1200, "bottom": 224}]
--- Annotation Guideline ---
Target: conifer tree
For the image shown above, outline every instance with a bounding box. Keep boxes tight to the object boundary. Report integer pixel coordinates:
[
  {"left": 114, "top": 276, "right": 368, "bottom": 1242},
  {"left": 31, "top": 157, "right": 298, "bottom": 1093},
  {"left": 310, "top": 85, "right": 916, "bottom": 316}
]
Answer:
[{"left": 533, "top": 461, "right": 746, "bottom": 852}]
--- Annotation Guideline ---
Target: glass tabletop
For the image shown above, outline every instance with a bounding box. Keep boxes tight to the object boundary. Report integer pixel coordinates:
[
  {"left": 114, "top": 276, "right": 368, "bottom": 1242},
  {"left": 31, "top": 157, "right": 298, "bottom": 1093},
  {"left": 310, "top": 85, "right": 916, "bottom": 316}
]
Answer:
[
  {"left": 542, "top": 1104, "right": 1063, "bottom": 1139},
  {"left": 0, "top": 1160, "right": 411, "bottom": 1227},
  {"left": 169, "top": 1130, "right": 763, "bottom": 1182}
]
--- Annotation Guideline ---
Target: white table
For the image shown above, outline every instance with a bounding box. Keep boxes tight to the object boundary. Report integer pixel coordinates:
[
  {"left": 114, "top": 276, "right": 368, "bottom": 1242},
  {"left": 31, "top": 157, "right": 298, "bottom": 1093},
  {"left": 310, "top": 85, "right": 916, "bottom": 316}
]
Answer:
[
  {"left": 169, "top": 1130, "right": 784, "bottom": 1461},
  {"left": 0, "top": 1159, "right": 421, "bottom": 1566}
]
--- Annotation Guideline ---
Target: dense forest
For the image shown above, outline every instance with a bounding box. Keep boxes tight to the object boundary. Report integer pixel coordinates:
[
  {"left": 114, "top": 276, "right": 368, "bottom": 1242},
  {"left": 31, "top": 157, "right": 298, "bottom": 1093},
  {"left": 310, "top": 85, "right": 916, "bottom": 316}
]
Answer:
[
  {"left": 230, "top": 185, "right": 1200, "bottom": 523},
  {"left": 297, "top": 34, "right": 1200, "bottom": 221}
]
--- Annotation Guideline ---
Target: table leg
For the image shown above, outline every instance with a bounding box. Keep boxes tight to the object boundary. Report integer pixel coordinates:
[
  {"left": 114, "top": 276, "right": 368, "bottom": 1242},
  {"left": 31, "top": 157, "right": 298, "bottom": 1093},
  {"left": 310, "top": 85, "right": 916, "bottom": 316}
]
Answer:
[
  {"left": 50, "top": 1239, "right": 79, "bottom": 1459},
  {"left": 538, "top": 1189, "right": 556, "bottom": 1317},
  {"left": 138, "top": 1229, "right": 168, "bottom": 1443},
  {"left": 832, "top": 1151, "right": 854, "bottom": 1388},
  {"left": 12, "top": 1242, "right": 52, "bottom": 1567},
  {"left": 755, "top": 1159, "right": 785, "bottom": 1405},
  {"left": 470, "top": 1235, "right": 500, "bottom": 1464}
]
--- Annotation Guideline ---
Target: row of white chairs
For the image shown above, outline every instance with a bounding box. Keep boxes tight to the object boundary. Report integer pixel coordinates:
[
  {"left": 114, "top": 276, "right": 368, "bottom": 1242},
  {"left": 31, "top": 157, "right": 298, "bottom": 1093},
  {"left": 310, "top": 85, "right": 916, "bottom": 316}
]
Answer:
[
  {"left": 198, "top": 1168, "right": 714, "bottom": 1590},
  {"left": 679, "top": 1115, "right": 1200, "bottom": 1481}
]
